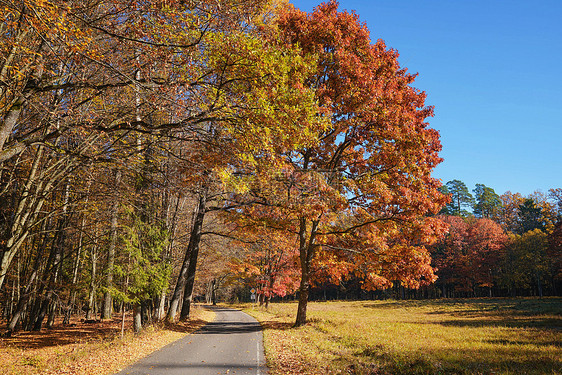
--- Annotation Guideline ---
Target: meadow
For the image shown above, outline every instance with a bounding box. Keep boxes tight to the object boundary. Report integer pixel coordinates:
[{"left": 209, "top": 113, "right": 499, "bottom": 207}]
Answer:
[{"left": 244, "top": 298, "right": 562, "bottom": 375}]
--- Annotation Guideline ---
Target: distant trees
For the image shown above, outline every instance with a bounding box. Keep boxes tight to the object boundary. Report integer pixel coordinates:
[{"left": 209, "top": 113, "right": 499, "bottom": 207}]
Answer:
[
  {"left": 431, "top": 180, "right": 562, "bottom": 298},
  {"left": 473, "top": 184, "right": 501, "bottom": 219},
  {"left": 430, "top": 216, "right": 506, "bottom": 297},
  {"left": 441, "top": 180, "right": 474, "bottom": 216},
  {"left": 548, "top": 222, "right": 562, "bottom": 293}
]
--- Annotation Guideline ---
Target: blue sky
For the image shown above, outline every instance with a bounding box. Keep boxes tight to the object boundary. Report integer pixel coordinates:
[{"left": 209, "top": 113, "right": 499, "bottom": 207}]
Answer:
[{"left": 290, "top": 0, "right": 562, "bottom": 197}]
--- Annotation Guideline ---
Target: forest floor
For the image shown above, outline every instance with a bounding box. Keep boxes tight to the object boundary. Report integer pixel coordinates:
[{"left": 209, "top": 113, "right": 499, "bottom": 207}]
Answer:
[
  {"left": 0, "top": 305, "right": 215, "bottom": 375},
  {"left": 241, "top": 298, "right": 562, "bottom": 375}
]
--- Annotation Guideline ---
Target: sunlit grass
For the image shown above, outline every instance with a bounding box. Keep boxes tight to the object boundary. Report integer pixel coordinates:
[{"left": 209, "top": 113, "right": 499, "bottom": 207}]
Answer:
[{"left": 243, "top": 298, "right": 562, "bottom": 374}]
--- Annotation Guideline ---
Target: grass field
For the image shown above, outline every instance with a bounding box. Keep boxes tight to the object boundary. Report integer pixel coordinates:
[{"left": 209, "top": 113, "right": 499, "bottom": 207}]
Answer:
[{"left": 243, "top": 298, "right": 562, "bottom": 375}]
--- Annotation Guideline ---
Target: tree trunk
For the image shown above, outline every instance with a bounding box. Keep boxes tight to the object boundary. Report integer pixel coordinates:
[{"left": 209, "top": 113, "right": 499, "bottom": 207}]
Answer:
[
  {"left": 120, "top": 302, "right": 126, "bottom": 340},
  {"left": 103, "top": 174, "right": 120, "bottom": 320},
  {"left": 167, "top": 189, "right": 206, "bottom": 322},
  {"left": 5, "top": 269, "right": 38, "bottom": 335},
  {"left": 86, "top": 243, "right": 98, "bottom": 320},
  {"left": 161, "top": 194, "right": 183, "bottom": 321},
  {"left": 133, "top": 303, "right": 142, "bottom": 334},
  {"left": 211, "top": 279, "right": 217, "bottom": 305},
  {"left": 0, "top": 146, "right": 45, "bottom": 290},
  {"left": 46, "top": 299, "right": 57, "bottom": 328},
  {"left": 155, "top": 291, "right": 166, "bottom": 321},
  {"left": 166, "top": 245, "right": 191, "bottom": 322},
  {"left": 295, "top": 218, "right": 319, "bottom": 327},
  {"left": 179, "top": 188, "right": 208, "bottom": 321},
  {"left": 295, "top": 277, "right": 309, "bottom": 326}
]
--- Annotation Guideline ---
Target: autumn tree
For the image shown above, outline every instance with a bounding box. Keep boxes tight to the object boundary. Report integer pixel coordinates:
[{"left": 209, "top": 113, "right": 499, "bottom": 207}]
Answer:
[
  {"left": 529, "top": 190, "right": 559, "bottom": 232},
  {"left": 465, "top": 218, "right": 507, "bottom": 296},
  {"left": 547, "top": 221, "right": 562, "bottom": 294},
  {"left": 548, "top": 188, "right": 562, "bottom": 220},
  {"left": 495, "top": 191, "right": 525, "bottom": 233},
  {"left": 228, "top": 216, "right": 300, "bottom": 308},
  {"left": 243, "top": 1, "right": 448, "bottom": 326},
  {"left": 429, "top": 216, "right": 469, "bottom": 297},
  {"left": 430, "top": 216, "right": 506, "bottom": 297},
  {"left": 500, "top": 229, "right": 550, "bottom": 297}
]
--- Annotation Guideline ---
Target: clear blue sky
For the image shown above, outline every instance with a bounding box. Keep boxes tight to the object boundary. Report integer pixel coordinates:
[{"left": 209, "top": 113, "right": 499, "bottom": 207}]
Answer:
[{"left": 290, "top": 0, "right": 562, "bottom": 197}]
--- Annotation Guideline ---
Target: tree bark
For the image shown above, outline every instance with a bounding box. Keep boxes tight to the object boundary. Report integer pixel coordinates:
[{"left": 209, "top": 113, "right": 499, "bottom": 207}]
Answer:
[
  {"left": 0, "top": 145, "right": 44, "bottom": 290},
  {"left": 211, "top": 279, "right": 217, "bottom": 306},
  {"left": 5, "top": 269, "right": 38, "bottom": 335},
  {"left": 167, "top": 189, "right": 207, "bottom": 322},
  {"left": 295, "top": 218, "right": 319, "bottom": 327},
  {"left": 133, "top": 303, "right": 142, "bottom": 334},
  {"left": 103, "top": 171, "right": 120, "bottom": 319},
  {"left": 86, "top": 242, "right": 98, "bottom": 320},
  {"left": 155, "top": 291, "right": 166, "bottom": 321},
  {"left": 179, "top": 188, "right": 208, "bottom": 321}
]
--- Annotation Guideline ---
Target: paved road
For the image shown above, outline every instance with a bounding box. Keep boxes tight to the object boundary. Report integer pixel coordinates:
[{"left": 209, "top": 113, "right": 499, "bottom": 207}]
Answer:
[{"left": 115, "top": 307, "right": 267, "bottom": 375}]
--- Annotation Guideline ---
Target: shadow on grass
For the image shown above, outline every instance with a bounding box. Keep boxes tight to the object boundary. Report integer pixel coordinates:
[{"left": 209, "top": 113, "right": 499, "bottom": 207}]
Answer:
[
  {"left": 357, "top": 344, "right": 562, "bottom": 375},
  {"left": 361, "top": 297, "right": 562, "bottom": 312},
  {"left": 487, "top": 338, "right": 562, "bottom": 347},
  {"left": 435, "top": 317, "right": 562, "bottom": 330}
]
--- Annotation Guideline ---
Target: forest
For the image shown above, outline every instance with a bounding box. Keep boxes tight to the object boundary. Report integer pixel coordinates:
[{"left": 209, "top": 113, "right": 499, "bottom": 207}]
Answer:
[{"left": 1, "top": 0, "right": 560, "bottom": 339}]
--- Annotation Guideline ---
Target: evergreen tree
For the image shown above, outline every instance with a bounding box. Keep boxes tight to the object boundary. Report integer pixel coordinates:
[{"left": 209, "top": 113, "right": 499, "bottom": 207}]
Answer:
[
  {"left": 473, "top": 184, "right": 501, "bottom": 218},
  {"left": 518, "top": 199, "right": 544, "bottom": 234},
  {"left": 445, "top": 180, "right": 475, "bottom": 216}
]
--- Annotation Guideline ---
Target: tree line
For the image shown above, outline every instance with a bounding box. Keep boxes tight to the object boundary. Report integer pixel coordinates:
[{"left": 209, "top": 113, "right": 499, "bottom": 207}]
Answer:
[
  {"left": 1, "top": 0, "right": 449, "bottom": 333},
  {"left": 243, "top": 181, "right": 561, "bottom": 302},
  {"left": 430, "top": 180, "right": 561, "bottom": 298}
]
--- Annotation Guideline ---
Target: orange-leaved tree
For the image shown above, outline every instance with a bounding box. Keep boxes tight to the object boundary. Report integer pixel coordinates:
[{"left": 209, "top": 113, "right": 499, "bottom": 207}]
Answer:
[
  {"left": 235, "top": 1, "right": 448, "bottom": 326},
  {"left": 228, "top": 211, "right": 300, "bottom": 308}
]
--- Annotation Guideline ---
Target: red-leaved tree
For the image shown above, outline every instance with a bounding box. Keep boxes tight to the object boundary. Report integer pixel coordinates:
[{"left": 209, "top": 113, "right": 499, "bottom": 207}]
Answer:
[{"left": 236, "top": 1, "right": 448, "bottom": 326}]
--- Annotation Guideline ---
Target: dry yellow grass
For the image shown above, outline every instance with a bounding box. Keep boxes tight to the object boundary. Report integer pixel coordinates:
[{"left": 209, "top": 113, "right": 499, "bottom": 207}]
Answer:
[
  {"left": 0, "top": 305, "right": 215, "bottom": 375},
  {"left": 244, "top": 298, "right": 562, "bottom": 375}
]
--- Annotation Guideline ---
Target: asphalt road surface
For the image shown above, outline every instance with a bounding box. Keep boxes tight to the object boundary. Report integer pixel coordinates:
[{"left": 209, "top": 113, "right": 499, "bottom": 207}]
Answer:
[{"left": 115, "top": 307, "right": 267, "bottom": 375}]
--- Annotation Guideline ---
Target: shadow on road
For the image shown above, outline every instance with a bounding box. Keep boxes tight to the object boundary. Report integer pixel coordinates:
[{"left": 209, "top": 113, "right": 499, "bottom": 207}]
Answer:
[{"left": 196, "top": 321, "right": 262, "bottom": 335}]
